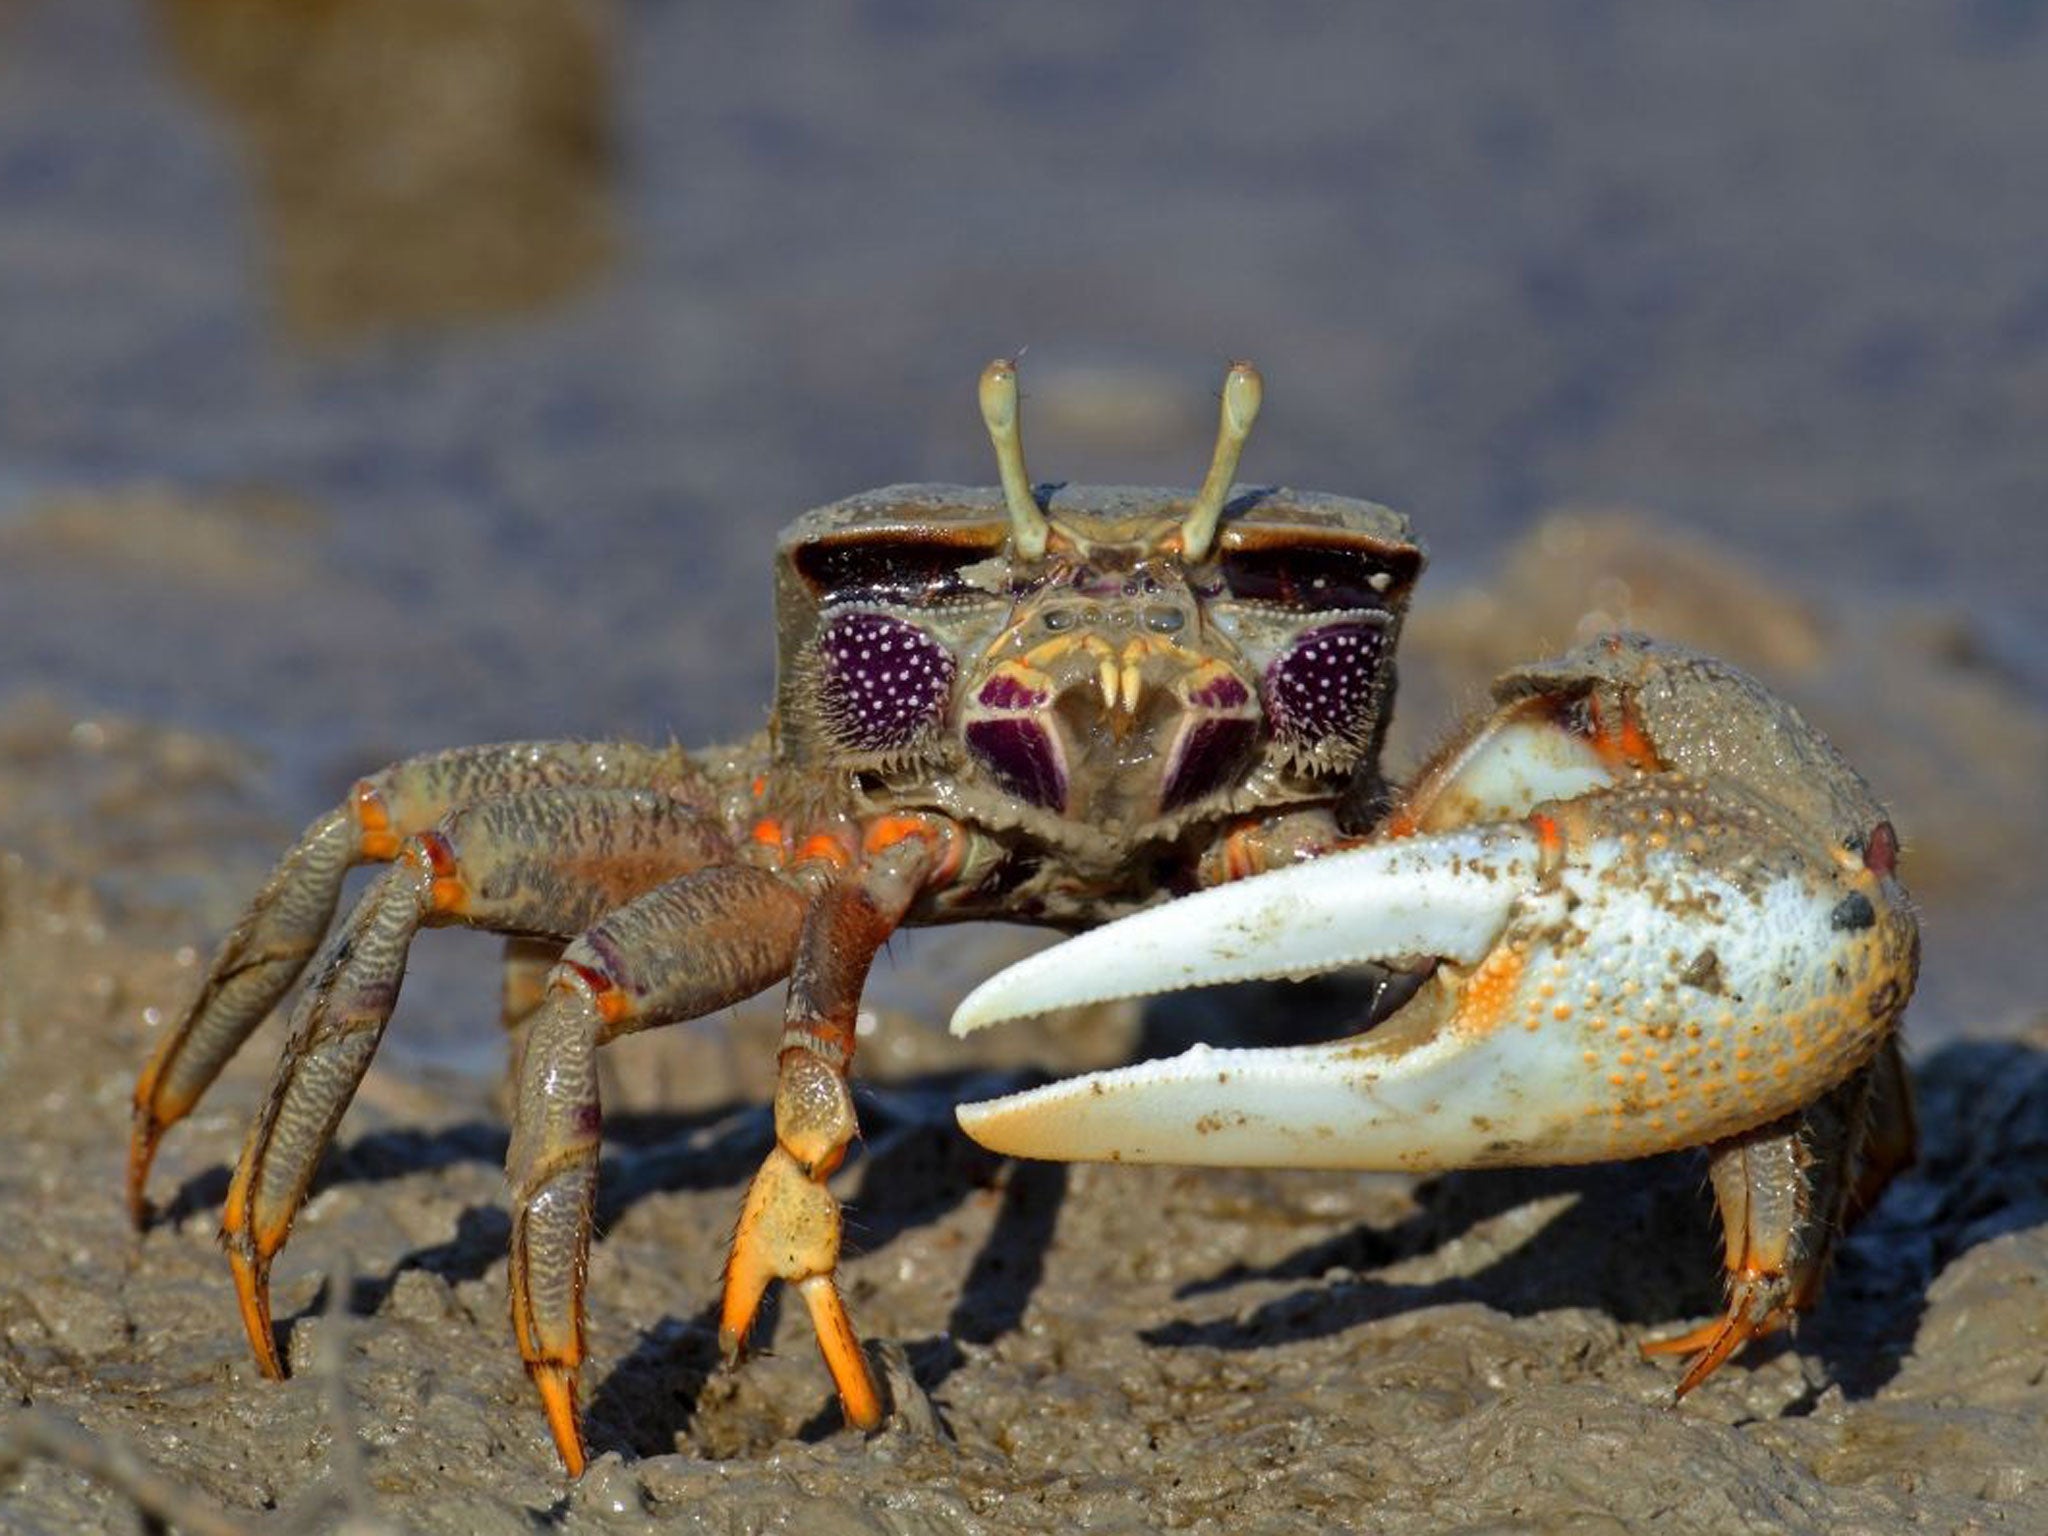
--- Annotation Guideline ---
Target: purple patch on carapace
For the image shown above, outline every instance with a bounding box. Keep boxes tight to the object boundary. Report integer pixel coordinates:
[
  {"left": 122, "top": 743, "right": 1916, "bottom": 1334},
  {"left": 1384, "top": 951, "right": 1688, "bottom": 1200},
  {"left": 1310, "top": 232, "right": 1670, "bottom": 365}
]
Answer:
[
  {"left": 1162, "top": 717, "right": 1257, "bottom": 811},
  {"left": 1265, "top": 621, "right": 1386, "bottom": 752},
  {"left": 818, "top": 611, "right": 956, "bottom": 752},
  {"left": 966, "top": 718, "right": 1067, "bottom": 810},
  {"left": 977, "top": 671, "right": 1048, "bottom": 711},
  {"left": 1187, "top": 673, "right": 1252, "bottom": 711}
]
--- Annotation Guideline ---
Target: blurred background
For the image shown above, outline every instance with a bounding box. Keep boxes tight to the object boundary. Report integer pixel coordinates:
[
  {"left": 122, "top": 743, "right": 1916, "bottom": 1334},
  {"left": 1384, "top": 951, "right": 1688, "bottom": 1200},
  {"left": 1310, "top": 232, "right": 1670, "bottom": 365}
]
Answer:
[{"left": 1, "top": 1, "right": 2043, "bottom": 1057}]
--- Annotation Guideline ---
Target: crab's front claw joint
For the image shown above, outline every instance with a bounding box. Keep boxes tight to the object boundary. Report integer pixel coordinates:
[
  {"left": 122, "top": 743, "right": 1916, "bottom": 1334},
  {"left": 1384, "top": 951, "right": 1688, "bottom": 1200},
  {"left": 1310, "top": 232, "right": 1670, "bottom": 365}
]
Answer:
[{"left": 952, "top": 776, "right": 1917, "bottom": 1173}]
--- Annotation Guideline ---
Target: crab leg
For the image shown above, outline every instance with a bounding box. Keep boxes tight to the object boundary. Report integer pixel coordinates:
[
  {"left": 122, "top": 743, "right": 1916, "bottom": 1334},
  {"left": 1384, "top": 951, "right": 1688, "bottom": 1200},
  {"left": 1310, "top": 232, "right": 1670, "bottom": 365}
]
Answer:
[
  {"left": 128, "top": 739, "right": 700, "bottom": 1222},
  {"left": 951, "top": 776, "right": 1916, "bottom": 1174},
  {"left": 507, "top": 816, "right": 952, "bottom": 1475},
  {"left": 1638, "top": 1041, "right": 1912, "bottom": 1391},
  {"left": 501, "top": 935, "right": 568, "bottom": 1032},
  {"left": 220, "top": 788, "right": 731, "bottom": 1379},
  {"left": 507, "top": 865, "right": 816, "bottom": 1477},
  {"left": 719, "top": 819, "right": 956, "bottom": 1436}
]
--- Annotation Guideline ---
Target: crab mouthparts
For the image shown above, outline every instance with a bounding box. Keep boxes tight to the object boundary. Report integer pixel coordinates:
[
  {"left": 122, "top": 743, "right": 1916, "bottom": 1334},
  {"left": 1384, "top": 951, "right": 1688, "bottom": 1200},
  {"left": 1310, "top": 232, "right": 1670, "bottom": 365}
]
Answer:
[{"left": 966, "top": 642, "right": 1261, "bottom": 819}]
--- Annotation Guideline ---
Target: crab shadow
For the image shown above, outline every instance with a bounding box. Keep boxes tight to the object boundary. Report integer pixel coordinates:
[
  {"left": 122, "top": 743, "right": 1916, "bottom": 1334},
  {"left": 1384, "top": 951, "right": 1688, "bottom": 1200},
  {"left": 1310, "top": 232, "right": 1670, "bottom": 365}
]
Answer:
[
  {"left": 544, "top": 1069, "right": 1060, "bottom": 1462},
  {"left": 178, "top": 1001, "right": 2044, "bottom": 1442},
  {"left": 571, "top": 1076, "right": 1066, "bottom": 1460},
  {"left": 1136, "top": 1035, "right": 2048, "bottom": 1406},
  {"left": 213, "top": 1063, "right": 1035, "bottom": 1440},
  {"left": 151, "top": 1094, "right": 765, "bottom": 1237}
]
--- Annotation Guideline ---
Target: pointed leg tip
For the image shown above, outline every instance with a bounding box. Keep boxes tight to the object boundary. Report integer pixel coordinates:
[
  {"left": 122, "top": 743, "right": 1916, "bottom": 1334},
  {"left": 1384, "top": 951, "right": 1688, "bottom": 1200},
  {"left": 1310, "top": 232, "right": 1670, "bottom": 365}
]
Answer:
[
  {"left": 125, "top": 1123, "right": 162, "bottom": 1230},
  {"left": 797, "top": 1275, "right": 885, "bottom": 1433},
  {"left": 123, "top": 1175, "right": 154, "bottom": 1232},
  {"left": 226, "top": 1245, "right": 286, "bottom": 1380},
  {"left": 1641, "top": 1307, "right": 1785, "bottom": 1400},
  {"left": 531, "top": 1363, "right": 588, "bottom": 1477},
  {"left": 846, "top": 1395, "right": 887, "bottom": 1434},
  {"left": 717, "top": 1251, "right": 770, "bottom": 1372},
  {"left": 1637, "top": 1319, "right": 1723, "bottom": 1361}
]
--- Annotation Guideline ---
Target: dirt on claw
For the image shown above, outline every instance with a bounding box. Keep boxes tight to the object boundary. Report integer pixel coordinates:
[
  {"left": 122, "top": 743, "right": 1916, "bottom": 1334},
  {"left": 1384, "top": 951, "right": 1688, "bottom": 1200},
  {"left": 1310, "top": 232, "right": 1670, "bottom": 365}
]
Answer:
[{"left": 1, "top": 534, "right": 2045, "bottom": 1535}]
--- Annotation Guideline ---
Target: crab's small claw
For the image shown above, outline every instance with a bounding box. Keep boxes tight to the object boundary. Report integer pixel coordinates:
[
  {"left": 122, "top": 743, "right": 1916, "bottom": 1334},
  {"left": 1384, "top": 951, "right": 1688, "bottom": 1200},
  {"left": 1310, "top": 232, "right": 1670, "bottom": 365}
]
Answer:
[{"left": 953, "top": 776, "right": 1915, "bottom": 1174}]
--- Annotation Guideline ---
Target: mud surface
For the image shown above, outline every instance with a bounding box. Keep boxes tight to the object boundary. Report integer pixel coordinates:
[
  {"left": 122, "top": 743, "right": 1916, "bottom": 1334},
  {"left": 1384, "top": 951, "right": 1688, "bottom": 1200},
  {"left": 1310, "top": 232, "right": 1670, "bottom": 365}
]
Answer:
[
  {"left": 3, "top": 4, "right": 2047, "bottom": 1533},
  {"left": 3, "top": 535, "right": 2046, "bottom": 1535}
]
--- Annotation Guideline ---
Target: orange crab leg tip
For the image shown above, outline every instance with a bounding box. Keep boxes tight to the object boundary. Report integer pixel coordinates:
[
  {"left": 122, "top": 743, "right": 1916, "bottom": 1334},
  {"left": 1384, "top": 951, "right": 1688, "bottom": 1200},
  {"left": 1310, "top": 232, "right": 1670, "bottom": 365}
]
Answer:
[
  {"left": 128, "top": 1048, "right": 199, "bottom": 1223},
  {"left": 1637, "top": 1319, "right": 1728, "bottom": 1360},
  {"left": 226, "top": 1245, "right": 286, "bottom": 1380},
  {"left": 1670, "top": 1324, "right": 1758, "bottom": 1400},
  {"left": 1641, "top": 1305, "right": 1789, "bottom": 1399},
  {"left": 125, "top": 1119, "right": 163, "bottom": 1227},
  {"left": 798, "top": 1275, "right": 885, "bottom": 1432},
  {"left": 530, "top": 1363, "right": 588, "bottom": 1477},
  {"left": 717, "top": 1247, "right": 774, "bottom": 1367}
]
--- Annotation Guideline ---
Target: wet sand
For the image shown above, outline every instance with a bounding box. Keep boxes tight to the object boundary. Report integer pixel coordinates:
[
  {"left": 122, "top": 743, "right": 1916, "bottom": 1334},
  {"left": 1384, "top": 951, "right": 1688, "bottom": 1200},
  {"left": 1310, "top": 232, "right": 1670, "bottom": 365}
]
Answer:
[{"left": 3, "top": 527, "right": 2046, "bottom": 1533}]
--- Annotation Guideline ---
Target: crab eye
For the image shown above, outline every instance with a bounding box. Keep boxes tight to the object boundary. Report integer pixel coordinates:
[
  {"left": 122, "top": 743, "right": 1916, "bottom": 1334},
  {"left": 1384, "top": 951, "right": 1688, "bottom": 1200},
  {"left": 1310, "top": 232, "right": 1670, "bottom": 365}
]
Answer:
[{"left": 1219, "top": 546, "right": 1400, "bottom": 612}]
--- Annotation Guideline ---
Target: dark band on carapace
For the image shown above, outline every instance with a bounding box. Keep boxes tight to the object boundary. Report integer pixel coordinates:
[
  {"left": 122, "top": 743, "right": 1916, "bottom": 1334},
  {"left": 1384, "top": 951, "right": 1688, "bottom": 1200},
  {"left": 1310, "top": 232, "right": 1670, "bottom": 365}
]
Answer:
[{"left": 791, "top": 528, "right": 1008, "bottom": 605}]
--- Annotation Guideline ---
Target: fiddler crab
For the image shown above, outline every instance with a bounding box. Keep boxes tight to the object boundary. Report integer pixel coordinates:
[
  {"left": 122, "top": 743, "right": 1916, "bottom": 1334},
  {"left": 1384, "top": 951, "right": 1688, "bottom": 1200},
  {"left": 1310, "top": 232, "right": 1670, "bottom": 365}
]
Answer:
[{"left": 128, "top": 360, "right": 1919, "bottom": 1475}]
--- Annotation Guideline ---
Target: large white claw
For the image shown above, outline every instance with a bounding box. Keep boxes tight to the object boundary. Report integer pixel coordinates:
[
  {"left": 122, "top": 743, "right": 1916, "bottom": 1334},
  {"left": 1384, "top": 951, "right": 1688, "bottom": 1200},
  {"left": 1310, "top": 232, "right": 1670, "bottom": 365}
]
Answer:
[
  {"left": 951, "top": 826, "right": 1545, "bottom": 1171},
  {"left": 950, "top": 827, "right": 1537, "bottom": 1034},
  {"left": 954, "top": 784, "right": 1911, "bottom": 1174}
]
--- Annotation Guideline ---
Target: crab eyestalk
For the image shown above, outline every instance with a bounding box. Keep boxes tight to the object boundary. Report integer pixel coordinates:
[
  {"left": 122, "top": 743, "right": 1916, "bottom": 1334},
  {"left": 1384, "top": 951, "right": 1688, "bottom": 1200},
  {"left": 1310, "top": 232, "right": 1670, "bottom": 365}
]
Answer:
[
  {"left": 979, "top": 357, "right": 1051, "bottom": 561},
  {"left": 1179, "top": 360, "right": 1263, "bottom": 562}
]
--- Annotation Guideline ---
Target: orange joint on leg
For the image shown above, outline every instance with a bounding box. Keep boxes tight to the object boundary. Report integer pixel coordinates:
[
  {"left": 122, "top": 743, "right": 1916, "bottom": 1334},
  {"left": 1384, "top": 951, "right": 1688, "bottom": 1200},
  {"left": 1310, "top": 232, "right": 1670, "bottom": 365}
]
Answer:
[
  {"left": 796, "top": 832, "right": 856, "bottom": 869},
  {"left": 1378, "top": 809, "right": 1421, "bottom": 840},
  {"left": 1221, "top": 822, "right": 1264, "bottom": 882},
  {"left": 413, "top": 830, "right": 468, "bottom": 914},
  {"left": 1586, "top": 696, "right": 1660, "bottom": 770},
  {"left": 353, "top": 781, "right": 400, "bottom": 859},
  {"left": 560, "top": 961, "right": 633, "bottom": 1029},
  {"left": 862, "top": 814, "right": 962, "bottom": 881},
  {"left": 750, "top": 818, "right": 787, "bottom": 858}
]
